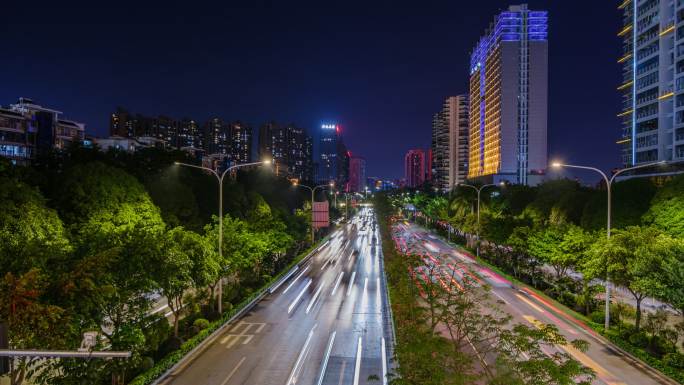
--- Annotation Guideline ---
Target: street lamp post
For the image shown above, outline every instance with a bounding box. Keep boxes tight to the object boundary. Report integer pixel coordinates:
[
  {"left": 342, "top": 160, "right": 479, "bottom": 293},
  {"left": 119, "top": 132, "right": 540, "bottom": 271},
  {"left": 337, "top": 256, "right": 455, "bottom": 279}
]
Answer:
[
  {"left": 175, "top": 160, "right": 269, "bottom": 314},
  {"left": 550, "top": 160, "right": 664, "bottom": 331},
  {"left": 457, "top": 183, "right": 501, "bottom": 258},
  {"left": 293, "top": 181, "right": 334, "bottom": 243}
]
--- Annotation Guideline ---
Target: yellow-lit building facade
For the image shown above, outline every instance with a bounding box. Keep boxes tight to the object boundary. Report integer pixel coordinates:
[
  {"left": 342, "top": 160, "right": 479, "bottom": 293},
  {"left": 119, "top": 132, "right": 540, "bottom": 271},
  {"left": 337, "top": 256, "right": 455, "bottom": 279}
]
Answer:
[{"left": 468, "top": 4, "right": 548, "bottom": 186}]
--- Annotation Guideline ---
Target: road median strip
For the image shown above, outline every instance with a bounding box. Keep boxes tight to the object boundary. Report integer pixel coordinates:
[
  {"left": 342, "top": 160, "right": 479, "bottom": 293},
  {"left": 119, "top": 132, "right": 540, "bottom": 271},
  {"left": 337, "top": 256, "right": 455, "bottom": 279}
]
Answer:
[
  {"left": 425, "top": 225, "right": 683, "bottom": 385},
  {"left": 130, "top": 235, "right": 332, "bottom": 385}
]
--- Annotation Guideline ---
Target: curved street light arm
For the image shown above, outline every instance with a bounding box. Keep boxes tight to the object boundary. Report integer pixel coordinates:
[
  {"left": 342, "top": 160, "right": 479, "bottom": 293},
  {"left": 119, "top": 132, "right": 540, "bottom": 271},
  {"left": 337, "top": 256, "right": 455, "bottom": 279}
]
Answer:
[
  {"left": 174, "top": 161, "right": 220, "bottom": 180},
  {"left": 609, "top": 160, "right": 666, "bottom": 184},
  {"left": 221, "top": 160, "right": 266, "bottom": 180},
  {"left": 552, "top": 163, "right": 609, "bottom": 185},
  {"left": 456, "top": 183, "right": 478, "bottom": 194}
]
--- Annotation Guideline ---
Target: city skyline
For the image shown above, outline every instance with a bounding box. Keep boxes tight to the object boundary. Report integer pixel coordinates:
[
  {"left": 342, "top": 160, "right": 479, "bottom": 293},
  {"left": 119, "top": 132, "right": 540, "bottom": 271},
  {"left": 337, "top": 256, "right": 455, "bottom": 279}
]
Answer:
[
  {"left": 1, "top": 1, "right": 622, "bottom": 181},
  {"left": 4, "top": 2, "right": 684, "bottom": 385}
]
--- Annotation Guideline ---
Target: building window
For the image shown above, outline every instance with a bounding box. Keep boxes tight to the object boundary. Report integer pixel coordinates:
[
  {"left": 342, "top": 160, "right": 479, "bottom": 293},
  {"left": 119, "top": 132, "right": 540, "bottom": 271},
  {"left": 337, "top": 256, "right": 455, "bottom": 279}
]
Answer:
[
  {"left": 677, "top": 145, "right": 684, "bottom": 158},
  {"left": 636, "top": 118, "right": 658, "bottom": 134},
  {"left": 676, "top": 127, "right": 684, "bottom": 141},
  {"left": 636, "top": 103, "right": 658, "bottom": 119},
  {"left": 636, "top": 149, "right": 659, "bottom": 163},
  {"left": 636, "top": 133, "right": 658, "bottom": 148}
]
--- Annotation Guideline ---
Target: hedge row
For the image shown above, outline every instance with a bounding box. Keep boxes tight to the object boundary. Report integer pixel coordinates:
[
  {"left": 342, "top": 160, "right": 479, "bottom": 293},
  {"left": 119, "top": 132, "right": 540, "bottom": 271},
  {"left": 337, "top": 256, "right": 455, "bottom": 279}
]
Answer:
[
  {"left": 128, "top": 238, "right": 326, "bottom": 385},
  {"left": 602, "top": 331, "right": 684, "bottom": 384}
]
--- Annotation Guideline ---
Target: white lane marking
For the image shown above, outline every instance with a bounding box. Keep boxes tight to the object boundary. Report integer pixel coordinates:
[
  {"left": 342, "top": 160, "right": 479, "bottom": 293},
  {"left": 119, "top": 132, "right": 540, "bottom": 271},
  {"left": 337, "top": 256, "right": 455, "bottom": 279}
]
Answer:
[
  {"left": 288, "top": 279, "right": 313, "bottom": 314},
  {"left": 286, "top": 324, "right": 317, "bottom": 384},
  {"left": 352, "top": 337, "right": 363, "bottom": 385},
  {"left": 337, "top": 358, "right": 347, "bottom": 385},
  {"left": 331, "top": 272, "right": 344, "bottom": 296},
  {"left": 283, "top": 266, "right": 311, "bottom": 295},
  {"left": 347, "top": 271, "right": 357, "bottom": 297},
  {"left": 220, "top": 356, "right": 246, "bottom": 385},
  {"left": 492, "top": 290, "right": 508, "bottom": 305},
  {"left": 306, "top": 280, "right": 326, "bottom": 314},
  {"left": 230, "top": 321, "right": 246, "bottom": 333},
  {"left": 225, "top": 335, "right": 239, "bottom": 348},
  {"left": 363, "top": 277, "right": 368, "bottom": 294},
  {"left": 376, "top": 277, "right": 381, "bottom": 309},
  {"left": 321, "top": 258, "right": 330, "bottom": 271},
  {"left": 381, "top": 337, "right": 388, "bottom": 385},
  {"left": 242, "top": 334, "right": 254, "bottom": 345},
  {"left": 316, "top": 331, "right": 337, "bottom": 385},
  {"left": 347, "top": 250, "right": 354, "bottom": 261},
  {"left": 255, "top": 323, "right": 266, "bottom": 333}
]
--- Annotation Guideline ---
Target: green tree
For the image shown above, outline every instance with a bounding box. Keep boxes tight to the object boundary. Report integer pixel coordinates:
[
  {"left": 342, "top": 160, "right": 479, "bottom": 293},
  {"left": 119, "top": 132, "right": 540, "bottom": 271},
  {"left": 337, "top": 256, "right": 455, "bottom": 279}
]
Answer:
[
  {"left": 506, "top": 226, "right": 532, "bottom": 280},
  {"left": 153, "top": 228, "right": 194, "bottom": 337},
  {"left": 586, "top": 226, "right": 671, "bottom": 331},
  {"left": 0, "top": 269, "right": 66, "bottom": 385},
  {"left": 643, "top": 174, "right": 684, "bottom": 238},
  {"left": 528, "top": 226, "right": 567, "bottom": 281},
  {"left": 492, "top": 322, "right": 594, "bottom": 385},
  {"left": 144, "top": 169, "right": 202, "bottom": 230},
  {"left": 50, "top": 162, "right": 165, "bottom": 383},
  {"left": 663, "top": 249, "right": 684, "bottom": 317},
  {"left": 0, "top": 176, "right": 71, "bottom": 276},
  {"left": 581, "top": 178, "right": 656, "bottom": 230}
]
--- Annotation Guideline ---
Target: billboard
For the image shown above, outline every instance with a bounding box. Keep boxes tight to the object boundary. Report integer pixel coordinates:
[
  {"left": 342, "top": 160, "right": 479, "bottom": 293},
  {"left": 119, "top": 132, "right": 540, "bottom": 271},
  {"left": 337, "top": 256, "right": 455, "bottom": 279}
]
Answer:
[{"left": 312, "top": 200, "right": 330, "bottom": 228}]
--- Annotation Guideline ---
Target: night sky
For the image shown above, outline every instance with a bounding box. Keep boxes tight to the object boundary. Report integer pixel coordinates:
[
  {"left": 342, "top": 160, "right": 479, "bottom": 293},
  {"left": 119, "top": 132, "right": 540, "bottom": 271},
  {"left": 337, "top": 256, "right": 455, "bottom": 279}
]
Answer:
[{"left": 2, "top": 1, "right": 621, "bottom": 182}]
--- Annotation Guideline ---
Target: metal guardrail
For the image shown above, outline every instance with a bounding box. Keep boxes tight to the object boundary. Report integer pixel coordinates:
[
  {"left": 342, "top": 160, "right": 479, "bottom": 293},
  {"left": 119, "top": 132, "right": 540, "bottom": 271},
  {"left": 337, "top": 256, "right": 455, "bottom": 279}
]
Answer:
[{"left": 0, "top": 350, "right": 131, "bottom": 358}]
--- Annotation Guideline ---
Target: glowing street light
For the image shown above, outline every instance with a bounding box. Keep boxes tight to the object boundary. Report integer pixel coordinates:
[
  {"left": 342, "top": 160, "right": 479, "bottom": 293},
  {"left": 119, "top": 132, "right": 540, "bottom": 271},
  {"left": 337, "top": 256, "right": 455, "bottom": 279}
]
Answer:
[
  {"left": 457, "top": 181, "right": 505, "bottom": 257},
  {"left": 293, "top": 182, "right": 333, "bottom": 243},
  {"left": 550, "top": 160, "right": 665, "bottom": 330},
  {"left": 174, "top": 159, "right": 269, "bottom": 314}
]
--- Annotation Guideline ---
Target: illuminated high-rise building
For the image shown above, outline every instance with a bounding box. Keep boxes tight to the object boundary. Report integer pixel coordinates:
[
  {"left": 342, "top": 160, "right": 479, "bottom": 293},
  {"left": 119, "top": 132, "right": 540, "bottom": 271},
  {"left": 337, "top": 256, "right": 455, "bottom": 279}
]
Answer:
[
  {"left": 468, "top": 4, "right": 548, "bottom": 186},
  {"left": 178, "top": 118, "right": 202, "bottom": 149},
  {"left": 348, "top": 156, "right": 366, "bottom": 192},
  {"left": 228, "top": 121, "right": 252, "bottom": 164},
  {"left": 204, "top": 117, "right": 229, "bottom": 155},
  {"left": 432, "top": 95, "right": 469, "bottom": 191},
  {"left": 318, "top": 123, "right": 340, "bottom": 183},
  {"left": 618, "top": 0, "right": 684, "bottom": 165},
  {"left": 404, "top": 149, "right": 425, "bottom": 188},
  {"left": 258, "top": 122, "right": 313, "bottom": 182}
]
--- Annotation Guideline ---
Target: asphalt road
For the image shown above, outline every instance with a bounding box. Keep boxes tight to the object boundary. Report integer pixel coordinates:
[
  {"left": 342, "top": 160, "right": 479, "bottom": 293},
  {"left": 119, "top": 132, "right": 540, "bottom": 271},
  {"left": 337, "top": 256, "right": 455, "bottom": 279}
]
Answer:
[
  {"left": 394, "top": 220, "right": 677, "bottom": 385},
  {"left": 161, "top": 207, "right": 391, "bottom": 385}
]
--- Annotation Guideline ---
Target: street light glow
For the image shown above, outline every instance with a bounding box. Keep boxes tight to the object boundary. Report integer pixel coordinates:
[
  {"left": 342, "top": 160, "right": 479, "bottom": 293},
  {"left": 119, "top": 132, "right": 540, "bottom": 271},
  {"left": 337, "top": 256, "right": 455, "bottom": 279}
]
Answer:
[
  {"left": 263, "top": 159, "right": 272, "bottom": 165},
  {"left": 550, "top": 161, "right": 562, "bottom": 168}
]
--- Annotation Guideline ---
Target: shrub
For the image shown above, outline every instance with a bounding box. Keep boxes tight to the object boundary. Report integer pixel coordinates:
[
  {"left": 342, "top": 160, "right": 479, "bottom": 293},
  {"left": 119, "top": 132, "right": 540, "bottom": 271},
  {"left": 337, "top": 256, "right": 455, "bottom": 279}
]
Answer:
[
  {"left": 663, "top": 352, "right": 684, "bottom": 369},
  {"left": 140, "top": 356, "right": 155, "bottom": 371},
  {"left": 558, "top": 291, "right": 576, "bottom": 308},
  {"left": 589, "top": 311, "right": 605, "bottom": 325},
  {"left": 628, "top": 332, "right": 648, "bottom": 348},
  {"left": 193, "top": 318, "right": 210, "bottom": 330}
]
